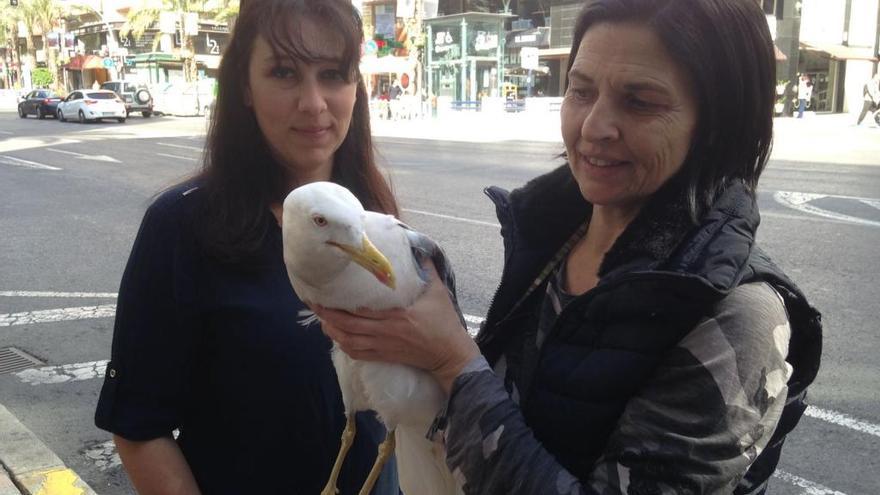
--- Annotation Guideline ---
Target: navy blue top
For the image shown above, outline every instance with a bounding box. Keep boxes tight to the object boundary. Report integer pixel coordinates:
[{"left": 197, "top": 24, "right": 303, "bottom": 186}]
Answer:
[{"left": 95, "top": 183, "right": 396, "bottom": 494}]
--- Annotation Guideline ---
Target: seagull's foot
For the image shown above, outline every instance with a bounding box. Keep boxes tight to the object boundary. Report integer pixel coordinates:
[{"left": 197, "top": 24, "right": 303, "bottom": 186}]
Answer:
[{"left": 319, "top": 486, "right": 339, "bottom": 495}]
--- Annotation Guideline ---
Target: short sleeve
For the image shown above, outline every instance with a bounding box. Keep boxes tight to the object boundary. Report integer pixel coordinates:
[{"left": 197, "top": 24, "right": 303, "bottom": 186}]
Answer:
[{"left": 95, "top": 190, "right": 203, "bottom": 440}]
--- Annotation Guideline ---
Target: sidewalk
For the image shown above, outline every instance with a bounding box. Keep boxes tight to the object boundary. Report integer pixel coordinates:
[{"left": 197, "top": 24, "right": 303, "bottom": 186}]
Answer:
[
  {"left": 0, "top": 405, "right": 97, "bottom": 495},
  {"left": 370, "top": 109, "right": 880, "bottom": 166},
  {"left": 3, "top": 90, "right": 877, "bottom": 166}
]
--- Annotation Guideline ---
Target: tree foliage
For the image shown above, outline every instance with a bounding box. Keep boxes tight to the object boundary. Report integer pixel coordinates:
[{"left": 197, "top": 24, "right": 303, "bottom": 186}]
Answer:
[{"left": 32, "top": 66, "right": 53, "bottom": 86}]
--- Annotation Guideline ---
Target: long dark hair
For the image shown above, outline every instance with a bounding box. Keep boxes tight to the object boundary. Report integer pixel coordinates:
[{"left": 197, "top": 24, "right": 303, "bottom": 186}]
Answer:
[
  {"left": 196, "top": 0, "right": 397, "bottom": 262},
  {"left": 567, "top": 0, "right": 776, "bottom": 221}
]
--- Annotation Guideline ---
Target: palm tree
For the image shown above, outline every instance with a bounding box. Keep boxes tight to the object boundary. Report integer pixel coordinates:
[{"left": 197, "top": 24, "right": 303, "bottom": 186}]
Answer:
[
  {"left": 213, "top": 0, "right": 238, "bottom": 26},
  {"left": 0, "top": 3, "right": 23, "bottom": 88},
  {"left": 16, "top": 1, "right": 39, "bottom": 83},
  {"left": 121, "top": 0, "right": 232, "bottom": 82},
  {"left": 22, "top": 0, "right": 67, "bottom": 91}
]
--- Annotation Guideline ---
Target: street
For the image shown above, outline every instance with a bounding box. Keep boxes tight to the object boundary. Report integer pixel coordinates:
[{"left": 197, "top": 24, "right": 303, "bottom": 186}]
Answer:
[{"left": 1, "top": 112, "right": 879, "bottom": 494}]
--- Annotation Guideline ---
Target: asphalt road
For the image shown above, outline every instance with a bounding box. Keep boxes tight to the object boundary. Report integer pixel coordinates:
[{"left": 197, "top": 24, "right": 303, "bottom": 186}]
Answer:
[{"left": 0, "top": 113, "right": 878, "bottom": 494}]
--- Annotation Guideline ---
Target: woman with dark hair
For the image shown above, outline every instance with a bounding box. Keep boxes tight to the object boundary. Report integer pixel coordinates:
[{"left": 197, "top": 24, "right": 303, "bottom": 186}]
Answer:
[
  {"left": 317, "top": 0, "right": 822, "bottom": 493},
  {"left": 95, "top": 0, "right": 399, "bottom": 493}
]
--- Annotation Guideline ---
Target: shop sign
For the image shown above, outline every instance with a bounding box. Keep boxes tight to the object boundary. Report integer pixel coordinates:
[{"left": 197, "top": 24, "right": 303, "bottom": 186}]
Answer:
[
  {"left": 396, "top": 0, "right": 415, "bottom": 19},
  {"left": 474, "top": 31, "right": 498, "bottom": 52},
  {"left": 159, "top": 11, "right": 176, "bottom": 34},
  {"left": 507, "top": 28, "right": 550, "bottom": 49},
  {"left": 184, "top": 13, "right": 199, "bottom": 36},
  {"left": 434, "top": 31, "right": 455, "bottom": 54},
  {"left": 521, "top": 47, "right": 539, "bottom": 70},
  {"left": 205, "top": 33, "right": 220, "bottom": 55}
]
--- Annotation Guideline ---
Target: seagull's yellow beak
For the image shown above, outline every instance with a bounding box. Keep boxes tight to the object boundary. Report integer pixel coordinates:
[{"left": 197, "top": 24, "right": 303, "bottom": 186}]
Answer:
[{"left": 330, "top": 235, "right": 396, "bottom": 289}]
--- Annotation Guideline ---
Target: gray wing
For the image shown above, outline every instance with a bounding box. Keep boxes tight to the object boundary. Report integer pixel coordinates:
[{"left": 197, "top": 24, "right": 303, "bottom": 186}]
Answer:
[{"left": 398, "top": 220, "right": 467, "bottom": 329}]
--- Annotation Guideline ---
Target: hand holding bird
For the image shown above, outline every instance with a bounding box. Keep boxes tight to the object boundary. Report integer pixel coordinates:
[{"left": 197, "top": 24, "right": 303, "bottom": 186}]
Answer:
[{"left": 314, "top": 265, "right": 480, "bottom": 395}]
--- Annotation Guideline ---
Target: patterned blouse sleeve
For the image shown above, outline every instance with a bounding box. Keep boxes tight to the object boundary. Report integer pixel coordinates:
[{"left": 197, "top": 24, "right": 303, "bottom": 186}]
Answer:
[{"left": 443, "top": 282, "right": 792, "bottom": 494}]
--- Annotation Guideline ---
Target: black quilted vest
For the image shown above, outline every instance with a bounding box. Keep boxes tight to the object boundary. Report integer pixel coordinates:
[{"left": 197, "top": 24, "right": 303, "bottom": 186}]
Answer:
[{"left": 476, "top": 166, "right": 822, "bottom": 493}]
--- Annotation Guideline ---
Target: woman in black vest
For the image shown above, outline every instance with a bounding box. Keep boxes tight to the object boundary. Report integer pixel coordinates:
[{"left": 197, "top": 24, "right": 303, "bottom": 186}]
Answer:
[{"left": 317, "top": 0, "right": 822, "bottom": 493}]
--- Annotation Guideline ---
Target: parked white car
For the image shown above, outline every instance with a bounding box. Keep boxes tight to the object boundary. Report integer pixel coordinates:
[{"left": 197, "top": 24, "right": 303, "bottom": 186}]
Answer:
[
  {"left": 56, "top": 90, "right": 127, "bottom": 123},
  {"left": 152, "top": 80, "right": 215, "bottom": 117}
]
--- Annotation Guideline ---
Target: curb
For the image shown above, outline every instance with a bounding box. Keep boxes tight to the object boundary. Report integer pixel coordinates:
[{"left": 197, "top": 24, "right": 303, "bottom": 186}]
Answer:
[{"left": 0, "top": 404, "right": 97, "bottom": 495}]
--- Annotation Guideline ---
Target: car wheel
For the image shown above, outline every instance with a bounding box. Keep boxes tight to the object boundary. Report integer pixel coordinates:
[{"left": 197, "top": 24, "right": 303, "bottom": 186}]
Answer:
[
  {"left": 117, "top": 118, "right": 126, "bottom": 124},
  {"left": 18, "top": 106, "right": 26, "bottom": 118},
  {"left": 37, "top": 107, "right": 45, "bottom": 119},
  {"left": 78, "top": 110, "right": 87, "bottom": 124},
  {"left": 142, "top": 111, "right": 152, "bottom": 118},
  {"left": 57, "top": 110, "right": 65, "bottom": 122}
]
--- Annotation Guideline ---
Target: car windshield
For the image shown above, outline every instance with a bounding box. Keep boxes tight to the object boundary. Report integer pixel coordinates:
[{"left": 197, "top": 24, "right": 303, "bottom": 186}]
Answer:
[
  {"left": 124, "top": 84, "right": 137, "bottom": 93},
  {"left": 87, "top": 93, "right": 117, "bottom": 99}
]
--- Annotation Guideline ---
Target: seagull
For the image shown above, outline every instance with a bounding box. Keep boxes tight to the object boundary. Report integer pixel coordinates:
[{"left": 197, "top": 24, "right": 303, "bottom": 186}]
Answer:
[{"left": 281, "top": 181, "right": 464, "bottom": 495}]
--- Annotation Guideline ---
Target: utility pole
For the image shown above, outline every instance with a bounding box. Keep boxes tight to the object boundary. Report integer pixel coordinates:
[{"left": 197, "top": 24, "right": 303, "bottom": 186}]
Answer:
[{"left": 874, "top": 0, "right": 880, "bottom": 74}]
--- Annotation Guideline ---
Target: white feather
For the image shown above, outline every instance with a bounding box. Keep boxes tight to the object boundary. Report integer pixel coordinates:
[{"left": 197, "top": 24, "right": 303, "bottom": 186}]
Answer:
[{"left": 281, "top": 182, "right": 461, "bottom": 495}]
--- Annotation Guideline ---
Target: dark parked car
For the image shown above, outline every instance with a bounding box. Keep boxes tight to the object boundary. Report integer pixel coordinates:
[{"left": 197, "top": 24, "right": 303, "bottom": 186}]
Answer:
[
  {"left": 18, "top": 90, "right": 63, "bottom": 119},
  {"left": 100, "top": 81, "right": 153, "bottom": 117}
]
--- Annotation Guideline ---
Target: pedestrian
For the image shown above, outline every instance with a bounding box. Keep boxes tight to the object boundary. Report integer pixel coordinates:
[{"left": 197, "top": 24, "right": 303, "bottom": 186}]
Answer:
[
  {"left": 389, "top": 79, "right": 403, "bottom": 120},
  {"left": 797, "top": 73, "right": 812, "bottom": 118},
  {"left": 91, "top": 79, "right": 100, "bottom": 90},
  {"left": 94, "top": 0, "right": 400, "bottom": 493},
  {"left": 316, "top": 0, "right": 822, "bottom": 493},
  {"left": 855, "top": 72, "right": 880, "bottom": 126}
]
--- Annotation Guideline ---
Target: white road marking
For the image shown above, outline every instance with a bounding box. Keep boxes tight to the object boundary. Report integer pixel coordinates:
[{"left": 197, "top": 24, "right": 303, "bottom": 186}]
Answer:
[
  {"left": 772, "top": 470, "right": 847, "bottom": 495},
  {"left": 0, "top": 291, "right": 117, "bottom": 298},
  {"left": 774, "top": 191, "right": 880, "bottom": 228},
  {"left": 14, "top": 360, "right": 109, "bottom": 385},
  {"left": 0, "top": 155, "right": 62, "bottom": 170},
  {"left": 402, "top": 208, "right": 500, "bottom": 228},
  {"left": 46, "top": 147, "right": 119, "bottom": 163},
  {"left": 0, "top": 305, "right": 116, "bottom": 327},
  {"left": 805, "top": 405, "right": 880, "bottom": 438},
  {"left": 859, "top": 198, "right": 880, "bottom": 210},
  {"left": 762, "top": 211, "right": 852, "bottom": 225},
  {"left": 158, "top": 142, "right": 202, "bottom": 151},
  {"left": 157, "top": 152, "right": 198, "bottom": 162}
]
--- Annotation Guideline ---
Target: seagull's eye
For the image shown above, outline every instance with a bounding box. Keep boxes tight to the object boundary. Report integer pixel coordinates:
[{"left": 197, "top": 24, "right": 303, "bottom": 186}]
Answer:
[{"left": 312, "top": 215, "right": 328, "bottom": 227}]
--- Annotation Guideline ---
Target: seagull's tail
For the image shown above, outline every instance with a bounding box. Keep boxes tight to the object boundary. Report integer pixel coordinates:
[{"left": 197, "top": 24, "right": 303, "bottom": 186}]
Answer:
[{"left": 395, "top": 424, "right": 462, "bottom": 495}]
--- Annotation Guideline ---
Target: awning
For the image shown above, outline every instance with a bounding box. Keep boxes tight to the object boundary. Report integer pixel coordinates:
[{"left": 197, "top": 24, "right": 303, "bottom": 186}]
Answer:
[
  {"left": 63, "top": 55, "right": 107, "bottom": 71},
  {"left": 505, "top": 66, "right": 551, "bottom": 76},
  {"left": 800, "top": 41, "right": 877, "bottom": 61},
  {"left": 537, "top": 47, "right": 570, "bottom": 58},
  {"left": 360, "top": 55, "right": 415, "bottom": 75},
  {"left": 132, "top": 52, "right": 180, "bottom": 64}
]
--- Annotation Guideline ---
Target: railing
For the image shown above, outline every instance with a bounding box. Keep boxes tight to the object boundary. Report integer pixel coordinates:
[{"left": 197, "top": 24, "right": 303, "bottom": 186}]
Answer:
[
  {"left": 450, "top": 100, "right": 482, "bottom": 111},
  {"left": 504, "top": 99, "right": 526, "bottom": 113}
]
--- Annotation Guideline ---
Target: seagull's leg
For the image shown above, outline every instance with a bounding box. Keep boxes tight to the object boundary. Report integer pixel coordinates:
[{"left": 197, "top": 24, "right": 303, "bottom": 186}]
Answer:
[
  {"left": 321, "top": 413, "right": 357, "bottom": 495},
  {"left": 358, "top": 429, "right": 396, "bottom": 495}
]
